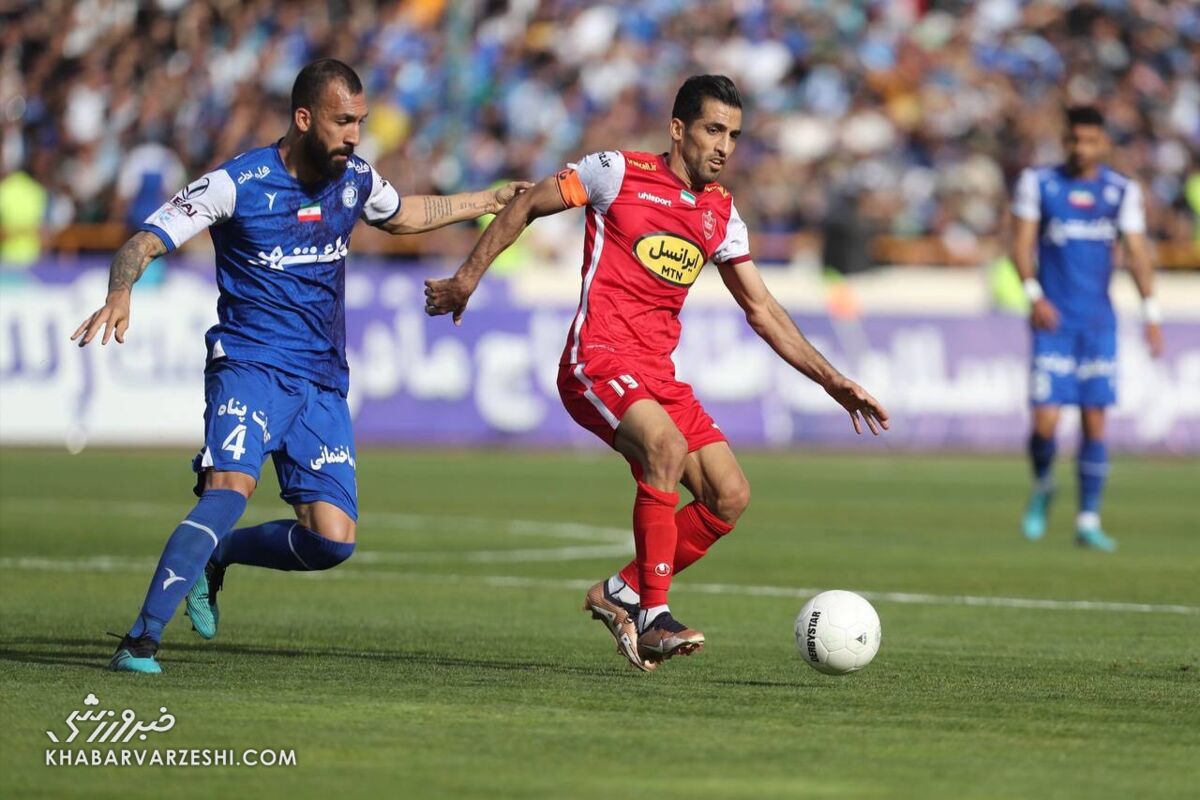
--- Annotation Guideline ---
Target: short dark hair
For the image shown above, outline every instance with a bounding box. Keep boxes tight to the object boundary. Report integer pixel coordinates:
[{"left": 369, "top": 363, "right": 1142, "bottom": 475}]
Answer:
[
  {"left": 291, "top": 59, "right": 363, "bottom": 112},
  {"left": 672, "top": 75, "right": 743, "bottom": 125},
  {"left": 1066, "top": 105, "right": 1105, "bottom": 129}
]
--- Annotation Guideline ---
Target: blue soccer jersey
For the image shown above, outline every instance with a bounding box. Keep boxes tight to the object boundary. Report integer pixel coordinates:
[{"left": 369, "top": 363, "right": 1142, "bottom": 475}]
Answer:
[
  {"left": 1012, "top": 164, "right": 1145, "bottom": 408},
  {"left": 139, "top": 144, "right": 401, "bottom": 394},
  {"left": 1011, "top": 164, "right": 1145, "bottom": 330}
]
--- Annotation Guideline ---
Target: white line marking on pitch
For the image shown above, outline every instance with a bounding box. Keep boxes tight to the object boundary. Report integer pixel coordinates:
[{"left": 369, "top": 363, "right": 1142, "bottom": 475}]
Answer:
[
  {"left": 0, "top": 498, "right": 629, "bottom": 543},
  {"left": 1, "top": 556, "right": 1195, "bottom": 616}
]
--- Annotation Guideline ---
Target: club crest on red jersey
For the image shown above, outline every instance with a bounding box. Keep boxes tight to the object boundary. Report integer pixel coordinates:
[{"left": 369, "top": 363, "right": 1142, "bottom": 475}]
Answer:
[{"left": 702, "top": 209, "right": 716, "bottom": 240}]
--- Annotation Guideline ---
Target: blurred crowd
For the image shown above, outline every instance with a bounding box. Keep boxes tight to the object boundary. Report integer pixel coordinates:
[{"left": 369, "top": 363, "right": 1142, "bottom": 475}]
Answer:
[{"left": 2, "top": 0, "right": 1199, "bottom": 267}]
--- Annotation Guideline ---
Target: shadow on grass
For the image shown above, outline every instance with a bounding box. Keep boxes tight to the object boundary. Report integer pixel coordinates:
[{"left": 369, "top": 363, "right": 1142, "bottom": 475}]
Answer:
[{"left": 0, "top": 636, "right": 808, "bottom": 688}]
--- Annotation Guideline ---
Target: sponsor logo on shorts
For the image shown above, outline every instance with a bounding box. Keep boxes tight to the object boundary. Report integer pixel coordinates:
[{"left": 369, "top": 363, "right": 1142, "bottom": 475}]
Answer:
[
  {"left": 310, "top": 444, "right": 355, "bottom": 472},
  {"left": 633, "top": 232, "right": 704, "bottom": 287}
]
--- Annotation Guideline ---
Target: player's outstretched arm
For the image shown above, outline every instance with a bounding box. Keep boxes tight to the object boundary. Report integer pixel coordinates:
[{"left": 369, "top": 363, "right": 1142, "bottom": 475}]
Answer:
[
  {"left": 1123, "top": 231, "right": 1164, "bottom": 358},
  {"left": 424, "top": 175, "right": 569, "bottom": 325},
  {"left": 378, "top": 182, "right": 533, "bottom": 235},
  {"left": 70, "top": 231, "right": 168, "bottom": 347},
  {"left": 719, "top": 259, "right": 889, "bottom": 435}
]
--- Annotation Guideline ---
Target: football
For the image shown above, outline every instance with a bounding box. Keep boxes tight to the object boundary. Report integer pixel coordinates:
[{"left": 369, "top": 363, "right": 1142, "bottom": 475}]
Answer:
[{"left": 795, "top": 590, "right": 882, "bottom": 675}]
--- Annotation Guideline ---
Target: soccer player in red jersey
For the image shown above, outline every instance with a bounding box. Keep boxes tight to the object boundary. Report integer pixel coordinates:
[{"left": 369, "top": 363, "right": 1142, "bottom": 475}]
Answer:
[{"left": 425, "top": 76, "right": 889, "bottom": 671}]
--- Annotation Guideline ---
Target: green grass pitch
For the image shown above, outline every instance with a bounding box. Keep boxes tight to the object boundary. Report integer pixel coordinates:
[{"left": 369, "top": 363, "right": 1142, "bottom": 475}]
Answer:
[{"left": 1, "top": 447, "right": 1197, "bottom": 799}]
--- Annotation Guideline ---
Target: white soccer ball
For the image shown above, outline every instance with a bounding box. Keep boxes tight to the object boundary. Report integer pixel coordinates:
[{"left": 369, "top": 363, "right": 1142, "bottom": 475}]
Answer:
[{"left": 794, "top": 590, "right": 881, "bottom": 675}]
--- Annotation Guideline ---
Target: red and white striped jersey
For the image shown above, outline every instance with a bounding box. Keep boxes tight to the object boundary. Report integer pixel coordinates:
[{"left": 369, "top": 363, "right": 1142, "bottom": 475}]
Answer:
[{"left": 555, "top": 150, "right": 751, "bottom": 368}]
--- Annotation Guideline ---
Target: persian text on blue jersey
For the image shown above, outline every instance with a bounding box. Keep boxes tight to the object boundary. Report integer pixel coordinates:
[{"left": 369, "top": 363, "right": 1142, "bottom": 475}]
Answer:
[{"left": 140, "top": 145, "right": 401, "bottom": 394}]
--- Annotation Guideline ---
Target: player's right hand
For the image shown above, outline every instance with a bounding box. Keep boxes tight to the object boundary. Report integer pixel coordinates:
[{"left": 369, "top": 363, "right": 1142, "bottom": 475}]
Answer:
[
  {"left": 71, "top": 292, "right": 131, "bottom": 347},
  {"left": 424, "top": 275, "right": 475, "bottom": 326},
  {"left": 1030, "top": 298, "right": 1059, "bottom": 331}
]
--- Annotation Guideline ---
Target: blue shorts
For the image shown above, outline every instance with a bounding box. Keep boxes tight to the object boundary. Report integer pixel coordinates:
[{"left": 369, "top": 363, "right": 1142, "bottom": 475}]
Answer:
[
  {"left": 192, "top": 360, "right": 358, "bottom": 519},
  {"left": 1030, "top": 327, "right": 1117, "bottom": 408}
]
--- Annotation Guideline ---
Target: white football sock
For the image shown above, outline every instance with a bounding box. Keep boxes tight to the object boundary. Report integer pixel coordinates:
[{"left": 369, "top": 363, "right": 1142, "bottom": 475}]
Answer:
[
  {"left": 606, "top": 575, "right": 640, "bottom": 606},
  {"left": 638, "top": 604, "right": 669, "bottom": 633},
  {"left": 1076, "top": 511, "right": 1101, "bottom": 530}
]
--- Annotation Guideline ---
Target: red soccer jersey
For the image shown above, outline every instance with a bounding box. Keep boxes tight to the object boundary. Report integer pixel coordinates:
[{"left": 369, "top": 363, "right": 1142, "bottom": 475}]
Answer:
[{"left": 555, "top": 150, "right": 752, "bottom": 369}]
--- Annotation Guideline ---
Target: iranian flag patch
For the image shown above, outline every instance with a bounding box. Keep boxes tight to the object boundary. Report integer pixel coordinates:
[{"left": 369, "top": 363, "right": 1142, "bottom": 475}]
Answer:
[{"left": 298, "top": 201, "right": 322, "bottom": 222}]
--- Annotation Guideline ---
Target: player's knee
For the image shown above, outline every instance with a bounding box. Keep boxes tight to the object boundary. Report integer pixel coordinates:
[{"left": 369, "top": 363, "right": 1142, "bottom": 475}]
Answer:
[
  {"left": 204, "top": 470, "right": 257, "bottom": 499},
  {"left": 713, "top": 478, "right": 751, "bottom": 525},
  {"left": 643, "top": 428, "right": 687, "bottom": 483},
  {"left": 1080, "top": 409, "right": 1107, "bottom": 441},
  {"left": 295, "top": 502, "right": 356, "bottom": 543}
]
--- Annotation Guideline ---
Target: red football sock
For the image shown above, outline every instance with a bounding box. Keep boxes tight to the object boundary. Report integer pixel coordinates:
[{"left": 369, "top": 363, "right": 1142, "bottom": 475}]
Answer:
[
  {"left": 619, "top": 500, "right": 734, "bottom": 595},
  {"left": 631, "top": 481, "right": 680, "bottom": 608}
]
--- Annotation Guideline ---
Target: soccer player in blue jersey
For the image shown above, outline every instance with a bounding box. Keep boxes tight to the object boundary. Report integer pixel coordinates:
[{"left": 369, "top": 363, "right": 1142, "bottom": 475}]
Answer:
[
  {"left": 1010, "top": 105, "right": 1164, "bottom": 553},
  {"left": 71, "top": 60, "right": 530, "bottom": 673}
]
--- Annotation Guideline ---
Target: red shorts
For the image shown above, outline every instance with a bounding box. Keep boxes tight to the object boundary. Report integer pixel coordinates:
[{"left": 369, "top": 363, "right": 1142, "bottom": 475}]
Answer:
[{"left": 557, "top": 354, "right": 727, "bottom": 452}]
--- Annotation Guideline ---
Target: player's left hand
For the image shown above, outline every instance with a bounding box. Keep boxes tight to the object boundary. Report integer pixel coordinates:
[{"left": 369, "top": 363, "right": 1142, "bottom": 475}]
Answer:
[
  {"left": 825, "top": 375, "right": 890, "bottom": 435},
  {"left": 424, "top": 274, "right": 476, "bottom": 326},
  {"left": 1144, "top": 323, "right": 1164, "bottom": 358},
  {"left": 493, "top": 181, "right": 534, "bottom": 211}
]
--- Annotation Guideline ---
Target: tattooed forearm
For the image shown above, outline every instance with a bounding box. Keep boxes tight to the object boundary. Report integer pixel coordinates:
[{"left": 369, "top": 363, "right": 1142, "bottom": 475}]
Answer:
[
  {"left": 422, "top": 196, "right": 455, "bottom": 227},
  {"left": 107, "top": 232, "right": 167, "bottom": 295},
  {"left": 457, "top": 197, "right": 493, "bottom": 213},
  {"left": 387, "top": 192, "right": 499, "bottom": 234}
]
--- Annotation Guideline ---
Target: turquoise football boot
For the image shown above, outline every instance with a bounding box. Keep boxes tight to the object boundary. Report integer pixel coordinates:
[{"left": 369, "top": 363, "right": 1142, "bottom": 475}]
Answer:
[
  {"left": 1021, "top": 484, "right": 1055, "bottom": 541},
  {"left": 1075, "top": 524, "right": 1117, "bottom": 553},
  {"left": 185, "top": 561, "right": 225, "bottom": 640},
  {"left": 108, "top": 634, "right": 162, "bottom": 674}
]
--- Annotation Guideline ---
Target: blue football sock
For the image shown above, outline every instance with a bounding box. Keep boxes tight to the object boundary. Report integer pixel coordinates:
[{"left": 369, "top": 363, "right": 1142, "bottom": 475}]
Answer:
[
  {"left": 128, "top": 490, "right": 247, "bottom": 642},
  {"left": 1029, "top": 433, "right": 1056, "bottom": 488},
  {"left": 1078, "top": 438, "right": 1108, "bottom": 517},
  {"left": 212, "top": 519, "right": 355, "bottom": 571}
]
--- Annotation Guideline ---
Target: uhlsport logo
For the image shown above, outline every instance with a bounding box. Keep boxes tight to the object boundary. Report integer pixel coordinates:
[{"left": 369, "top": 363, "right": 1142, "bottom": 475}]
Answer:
[
  {"left": 44, "top": 694, "right": 297, "bottom": 768},
  {"left": 654, "top": 562, "right": 671, "bottom": 577},
  {"left": 633, "top": 232, "right": 704, "bottom": 287}
]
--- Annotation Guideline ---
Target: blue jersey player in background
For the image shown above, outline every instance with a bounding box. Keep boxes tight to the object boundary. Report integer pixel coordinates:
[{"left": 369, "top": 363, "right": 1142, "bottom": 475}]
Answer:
[
  {"left": 1010, "top": 105, "right": 1164, "bottom": 553},
  {"left": 71, "top": 60, "right": 530, "bottom": 673}
]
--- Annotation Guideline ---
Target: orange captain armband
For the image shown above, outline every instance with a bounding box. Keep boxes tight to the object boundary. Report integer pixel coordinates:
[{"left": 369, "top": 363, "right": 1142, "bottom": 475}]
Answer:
[{"left": 555, "top": 168, "right": 588, "bottom": 208}]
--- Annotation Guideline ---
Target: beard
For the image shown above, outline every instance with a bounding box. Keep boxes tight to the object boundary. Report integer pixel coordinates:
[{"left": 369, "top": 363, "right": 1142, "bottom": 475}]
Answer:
[{"left": 301, "top": 131, "right": 351, "bottom": 180}]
